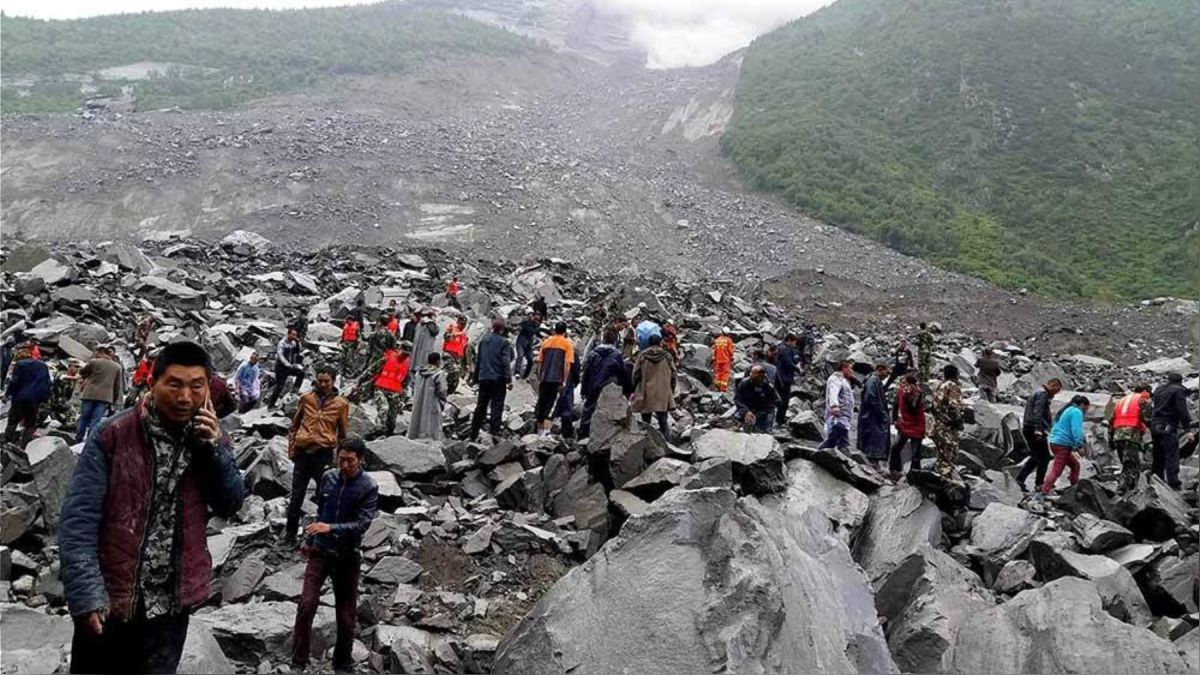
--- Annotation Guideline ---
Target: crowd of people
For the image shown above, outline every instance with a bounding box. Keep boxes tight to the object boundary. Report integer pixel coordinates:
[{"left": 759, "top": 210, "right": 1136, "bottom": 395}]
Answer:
[{"left": 1, "top": 276, "right": 1196, "bottom": 674}]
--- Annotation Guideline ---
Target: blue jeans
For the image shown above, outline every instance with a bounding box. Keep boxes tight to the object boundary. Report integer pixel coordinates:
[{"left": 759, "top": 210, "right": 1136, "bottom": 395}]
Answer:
[
  {"left": 75, "top": 400, "right": 110, "bottom": 444},
  {"left": 819, "top": 423, "right": 849, "bottom": 450},
  {"left": 513, "top": 338, "right": 534, "bottom": 379}
]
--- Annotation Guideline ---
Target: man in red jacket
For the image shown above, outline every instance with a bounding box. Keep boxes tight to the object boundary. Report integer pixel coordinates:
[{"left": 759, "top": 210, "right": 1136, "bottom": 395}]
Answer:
[
  {"left": 888, "top": 373, "right": 927, "bottom": 478},
  {"left": 59, "top": 341, "right": 244, "bottom": 674}
]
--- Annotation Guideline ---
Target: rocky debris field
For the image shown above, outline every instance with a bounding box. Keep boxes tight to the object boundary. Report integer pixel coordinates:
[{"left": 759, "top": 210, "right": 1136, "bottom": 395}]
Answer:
[{"left": 1, "top": 233, "right": 1197, "bottom": 673}]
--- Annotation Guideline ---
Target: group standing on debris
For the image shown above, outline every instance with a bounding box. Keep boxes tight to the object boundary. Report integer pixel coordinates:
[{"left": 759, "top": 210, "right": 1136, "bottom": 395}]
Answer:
[{"left": 2, "top": 259, "right": 1197, "bottom": 675}]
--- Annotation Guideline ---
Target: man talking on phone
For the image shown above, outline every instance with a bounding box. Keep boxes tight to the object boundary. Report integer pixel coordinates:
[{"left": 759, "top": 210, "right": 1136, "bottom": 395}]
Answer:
[{"left": 58, "top": 341, "right": 245, "bottom": 674}]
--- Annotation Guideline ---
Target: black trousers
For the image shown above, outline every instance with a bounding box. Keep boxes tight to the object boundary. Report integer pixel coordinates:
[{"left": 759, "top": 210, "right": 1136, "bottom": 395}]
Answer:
[
  {"left": 535, "top": 382, "right": 560, "bottom": 423},
  {"left": 579, "top": 394, "right": 600, "bottom": 439},
  {"left": 287, "top": 450, "right": 332, "bottom": 537},
  {"left": 1017, "top": 425, "right": 1050, "bottom": 488},
  {"left": 889, "top": 434, "right": 923, "bottom": 473},
  {"left": 71, "top": 609, "right": 189, "bottom": 674},
  {"left": 3, "top": 399, "right": 39, "bottom": 447},
  {"left": 470, "top": 380, "right": 508, "bottom": 438},
  {"left": 268, "top": 365, "right": 304, "bottom": 407},
  {"left": 1151, "top": 422, "right": 1182, "bottom": 489},
  {"left": 775, "top": 382, "right": 792, "bottom": 425},
  {"left": 641, "top": 411, "right": 670, "bottom": 440}
]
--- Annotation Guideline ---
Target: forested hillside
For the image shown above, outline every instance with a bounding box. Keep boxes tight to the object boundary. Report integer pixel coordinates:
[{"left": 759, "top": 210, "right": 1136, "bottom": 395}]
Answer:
[
  {"left": 722, "top": 0, "right": 1199, "bottom": 299},
  {"left": 0, "top": 1, "right": 530, "bottom": 113}
]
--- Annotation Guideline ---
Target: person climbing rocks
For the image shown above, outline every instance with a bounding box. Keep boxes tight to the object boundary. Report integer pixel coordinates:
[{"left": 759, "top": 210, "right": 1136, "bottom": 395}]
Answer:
[
  {"left": 534, "top": 322, "right": 574, "bottom": 436},
  {"left": 1040, "top": 394, "right": 1091, "bottom": 496},
  {"left": 858, "top": 362, "right": 891, "bottom": 469},
  {"left": 818, "top": 360, "right": 855, "bottom": 451},
  {"left": 1016, "top": 378, "right": 1062, "bottom": 492},
  {"left": 711, "top": 328, "right": 735, "bottom": 393},
  {"left": 931, "top": 364, "right": 966, "bottom": 479},
  {"left": 442, "top": 316, "right": 469, "bottom": 395},
  {"left": 917, "top": 322, "right": 935, "bottom": 383},
  {"left": 1110, "top": 385, "right": 1151, "bottom": 493}
]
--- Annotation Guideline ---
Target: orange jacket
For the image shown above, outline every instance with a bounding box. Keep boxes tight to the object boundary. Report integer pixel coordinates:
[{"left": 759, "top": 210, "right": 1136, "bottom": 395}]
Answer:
[
  {"left": 443, "top": 326, "right": 468, "bottom": 359},
  {"left": 713, "top": 336, "right": 735, "bottom": 365},
  {"left": 1112, "top": 392, "right": 1150, "bottom": 432},
  {"left": 387, "top": 316, "right": 399, "bottom": 335},
  {"left": 374, "top": 349, "right": 411, "bottom": 393},
  {"left": 341, "top": 320, "right": 360, "bottom": 342}
]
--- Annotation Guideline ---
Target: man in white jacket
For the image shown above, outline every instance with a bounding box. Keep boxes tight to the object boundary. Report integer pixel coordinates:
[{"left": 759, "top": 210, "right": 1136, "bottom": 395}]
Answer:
[{"left": 819, "top": 360, "right": 855, "bottom": 451}]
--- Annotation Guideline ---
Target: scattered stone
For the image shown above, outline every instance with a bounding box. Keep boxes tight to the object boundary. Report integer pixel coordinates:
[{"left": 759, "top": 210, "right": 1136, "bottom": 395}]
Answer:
[
  {"left": 693, "top": 429, "right": 785, "bottom": 495},
  {"left": 1073, "top": 513, "right": 1134, "bottom": 553},
  {"left": 365, "top": 556, "right": 423, "bottom": 585}
]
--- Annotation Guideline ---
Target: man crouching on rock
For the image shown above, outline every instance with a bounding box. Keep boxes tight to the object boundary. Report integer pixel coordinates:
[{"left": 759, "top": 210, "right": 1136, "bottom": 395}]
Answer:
[
  {"left": 291, "top": 436, "right": 379, "bottom": 673},
  {"left": 59, "top": 341, "right": 245, "bottom": 674}
]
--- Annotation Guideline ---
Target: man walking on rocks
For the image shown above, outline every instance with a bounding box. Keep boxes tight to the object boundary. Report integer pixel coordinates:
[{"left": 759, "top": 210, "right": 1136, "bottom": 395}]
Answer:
[
  {"left": 513, "top": 312, "right": 541, "bottom": 380},
  {"left": 268, "top": 327, "right": 305, "bottom": 408},
  {"left": 931, "top": 364, "right": 966, "bottom": 479},
  {"left": 818, "top": 360, "right": 854, "bottom": 451},
  {"left": 291, "top": 437, "right": 378, "bottom": 673},
  {"left": 916, "top": 322, "right": 934, "bottom": 383},
  {"left": 1150, "top": 372, "right": 1193, "bottom": 490},
  {"left": 75, "top": 346, "right": 123, "bottom": 444},
  {"left": 286, "top": 365, "right": 349, "bottom": 544},
  {"left": 1110, "top": 385, "right": 1152, "bottom": 493},
  {"left": 712, "top": 328, "right": 735, "bottom": 393},
  {"left": 976, "top": 348, "right": 1002, "bottom": 402},
  {"left": 233, "top": 352, "right": 262, "bottom": 414},
  {"left": 338, "top": 315, "right": 361, "bottom": 379},
  {"left": 48, "top": 359, "right": 81, "bottom": 428},
  {"left": 410, "top": 309, "right": 440, "bottom": 380},
  {"left": 409, "top": 353, "right": 448, "bottom": 440},
  {"left": 442, "top": 315, "right": 469, "bottom": 395},
  {"left": 889, "top": 373, "right": 926, "bottom": 476},
  {"left": 1017, "top": 378, "right": 1062, "bottom": 492},
  {"left": 3, "top": 343, "right": 51, "bottom": 447},
  {"left": 367, "top": 342, "right": 411, "bottom": 437},
  {"left": 361, "top": 315, "right": 397, "bottom": 384},
  {"left": 858, "top": 362, "right": 891, "bottom": 468},
  {"left": 774, "top": 335, "right": 799, "bottom": 424},
  {"left": 883, "top": 339, "right": 914, "bottom": 390},
  {"left": 1040, "top": 395, "right": 1091, "bottom": 495},
  {"left": 535, "top": 322, "right": 575, "bottom": 436},
  {"left": 633, "top": 333, "right": 676, "bottom": 440},
  {"left": 579, "top": 328, "right": 632, "bottom": 439},
  {"left": 469, "top": 319, "right": 514, "bottom": 441},
  {"left": 60, "top": 341, "right": 243, "bottom": 674},
  {"left": 735, "top": 364, "right": 779, "bottom": 434}
]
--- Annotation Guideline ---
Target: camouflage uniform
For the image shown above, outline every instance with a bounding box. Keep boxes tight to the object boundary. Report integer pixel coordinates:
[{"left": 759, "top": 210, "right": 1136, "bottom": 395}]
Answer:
[
  {"left": 917, "top": 329, "right": 934, "bottom": 383},
  {"left": 1113, "top": 397, "right": 1151, "bottom": 493},
  {"left": 374, "top": 389, "right": 404, "bottom": 437},
  {"left": 339, "top": 339, "right": 359, "bottom": 378},
  {"left": 444, "top": 356, "right": 462, "bottom": 396},
  {"left": 931, "top": 378, "right": 964, "bottom": 479},
  {"left": 359, "top": 329, "right": 396, "bottom": 380},
  {"left": 46, "top": 373, "right": 78, "bottom": 427}
]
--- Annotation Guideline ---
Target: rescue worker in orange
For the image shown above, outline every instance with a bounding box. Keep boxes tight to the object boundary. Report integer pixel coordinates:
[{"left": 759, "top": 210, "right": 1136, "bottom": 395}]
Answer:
[
  {"left": 1110, "top": 384, "right": 1152, "bottom": 492},
  {"left": 446, "top": 276, "right": 461, "bottom": 309},
  {"left": 662, "top": 321, "right": 680, "bottom": 365},
  {"left": 339, "top": 316, "right": 361, "bottom": 379},
  {"left": 365, "top": 341, "right": 411, "bottom": 437},
  {"left": 442, "top": 316, "right": 469, "bottom": 395},
  {"left": 712, "top": 328, "right": 735, "bottom": 392}
]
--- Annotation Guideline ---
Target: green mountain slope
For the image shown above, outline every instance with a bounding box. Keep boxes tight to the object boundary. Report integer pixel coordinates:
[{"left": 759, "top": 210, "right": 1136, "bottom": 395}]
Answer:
[
  {"left": 0, "top": 1, "right": 530, "bottom": 113},
  {"left": 721, "top": 0, "right": 1199, "bottom": 300}
]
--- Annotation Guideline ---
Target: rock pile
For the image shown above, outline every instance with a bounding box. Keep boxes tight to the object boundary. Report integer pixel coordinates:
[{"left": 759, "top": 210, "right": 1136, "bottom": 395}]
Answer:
[{"left": 1, "top": 235, "right": 1196, "bottom": 673}]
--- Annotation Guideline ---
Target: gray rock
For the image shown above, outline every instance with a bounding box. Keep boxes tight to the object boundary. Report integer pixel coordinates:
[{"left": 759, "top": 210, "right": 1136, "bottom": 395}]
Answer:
[
  {"left": 765, "top": 458, "right": 869, "bottom": 540},
  {"left": 25, "top": 436, "right": 75, "bottom": 532},
  {"left": 1058, "top": 478, "right": 1120, "bottom": 522},
  {"left": 101, "top": 242, "right": 156, "bottom": 273},
  {"left": 950, "top": 577, "right": 1189, "bottom": 674},
  {"left": 1132, "top": 357, "right": 1195, "bottom": 377},
  {"left": 875, "top": 545, "right": 994, "bottom": 673},
  {"left": 179, "top": 618, "right": 235, "bottom": 674},
  {"left": 463, "top": 523, "right": 496, "bottom": 555},
  {"left": 968, "top": 503, "right": 1046, "bottom": 581},
  {"left": 495, "top": 467, "right": 545, "bottom": 513},
  {"left": 791, "top": 445, "right": 887, "bottom": 493},
  {"left": 366, "top": 436, "right": 447, "bottom": 479},
  {"left": 1108, "top": 543, "right": 1159, "bottom": 571},
  {"left": 1028, "top": 544, "right": 1153, "bottom": 627},
  {"left": 609, "top": 489, "right": 650, "bottom": 519},
  {"left": 599, "top": 426, "right": 667, "bottom": 489},
  {"left": 1175, "top": 627, "right": 1200, "bottom": 673},
  {"left": 477, "top": 439, "right": 520, "bottom": 468},
  {"left": 1137, "top": 554, "right": 1200, "bottom": 617},
  {"left": 787, "top": 409, "right": 824, "bottom": 442},
  {"left": 693, "top": 429, "right": 786, "bottom": 495},
  {"left": 681, "top": 456, "right": 733, "bottom": 489},
  {"left": 623, "top": 458, "right": 695, "bottom": 501},
  {"left": 853, "top": 484, "right": 942, "bottom": 586},
  {"left": 993, "top": 560, "right": 1038, "bottom": 595},
  {"left": 494, "top": 488, "right": 896, "bottom": 674},
  {"left": 366, "top": 556, "right": 423, "bottom": 585},
  {"left": 198, "top": 600, "right": 334, "bottom": 663},
  {"left": 134, "top": 275, "right": 207, "bottom": 309},
  {"left": 1072, "top": 513, "right": 1134, "bottom": 553},
  {"left": 259, "top": 562, "right": 307, "bottom": 601},
  {"left": 1152, "top": 617, "right": 1192, "bottom": 641},
  {"left": 1118, "top": 477, "right": 1191, "bottom": 541},
  {"left": 29, "top": 258, "right": 74, "bottom": 285},
  {"left": 221, "top": 556, "right": 266, "bottom": 603},
  {"left": 549, "top": 467, "right": 609, "bottom": 543},
  {"left": 0, "top": 603, "right": 73, "bottom": 674}
]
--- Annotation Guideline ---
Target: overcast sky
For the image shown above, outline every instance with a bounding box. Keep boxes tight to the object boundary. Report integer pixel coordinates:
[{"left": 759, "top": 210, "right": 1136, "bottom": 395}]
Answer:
[{"left": 0, "top": 0, "right": 832, "bottom": 68}]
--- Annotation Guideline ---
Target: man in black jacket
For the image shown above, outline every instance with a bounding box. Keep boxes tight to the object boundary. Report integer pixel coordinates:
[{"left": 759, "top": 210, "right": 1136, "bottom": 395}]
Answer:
[
  {"left": 735, "top": 365, "right": 780, "bottom": 434},
  {"left": 774, "top": 336, "right": 799, "bottom": 424},
  {"left": 469, "top": 318, "right": 515, "bottom": 440},
  {"left": 1150, "top": 373, "right": 1194, "bottom": 490},
  {"left": 291, "top": 437, "right": 379, "bottom": 672},
  {"left": 1017, "top": 378, "right": 1063, "bottom": 492}
]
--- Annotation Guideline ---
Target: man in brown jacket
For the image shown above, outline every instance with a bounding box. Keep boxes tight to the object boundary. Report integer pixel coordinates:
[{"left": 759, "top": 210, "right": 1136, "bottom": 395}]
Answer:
[
  {"left": 75, "top": 346, "right": 124, "bottom": 444},
  {"left": 632, "top": 334, "right": 676, "bottom": 440},
  {"left": 285, "top": 365, "right": 349, "bottom": 545}
]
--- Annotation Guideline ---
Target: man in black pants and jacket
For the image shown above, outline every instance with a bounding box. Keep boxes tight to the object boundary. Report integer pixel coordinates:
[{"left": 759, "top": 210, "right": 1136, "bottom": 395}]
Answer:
[
  {"left": 291, "top": 437, "right": 378, "bottom": 672},
  {"left": 468, "top": 318, "right": 515, "bottom": 440},
  {"left": 1017, "top": 378, "right": 1062, "bottom": 492},
  {"left": 1151, "top": 373, "right": 1195, "bottom": 490}
]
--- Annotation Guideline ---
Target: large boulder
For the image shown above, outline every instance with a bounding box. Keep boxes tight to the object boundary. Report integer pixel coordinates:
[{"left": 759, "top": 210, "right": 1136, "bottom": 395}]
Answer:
[
  {"left": 622, "top": 458, "right": 696, "bottom": 501},
  {"left": 493, "top": 488, "right": 896, "bottom": 674},
  {"left": 949, "top": 578, "right": 1190, "bottom": 674},
  {"left": 1028, "top": 542, "right": 1153, "bottom": 627},
  {"left": 875, "top": 546, "right": 995, "bottom": 673},
  {"left": 0, "top": 604, "right": 74, "bottom": 674},
  {"left": 968, "top": 503, "right": 1046, "bottom": 581},
  {"left": 765, "top": 458, "right": 869, "bottom": 541},
  {"left": 365, "top": 436, "right": 447, "bottom": 479},
  {"left": 791, "top": 445, "right": 887, "bottom": 494},
  {"left": 852, "top": 484, "right": 942, "bottom": 586},
  {"left": 134, "top": 275, "right": 207, "bottom": 309},
  {"left": 548, "top": 467, "right": 609, "bottom": 547},
  {"left": 1058, "top": 478, "right": 1120, "bottom": 522},
  {"left": 1072, "top": 513, "right": 1134, "bottom": 553},
  {"left": 198, "top": 601, "right": 334, "bottom": 663},
  {"left": 1137, "top": 554, "right": 1200, "bottom": 618},
  {"left": 1117, "top": 477, "right": 1191, "bottom": 541},
  {"left": 25, "top": 436, "right": 76, "bottom": 532},
  {"left": 692, "top": 429, "right": 786, "bottom": 495},
  {"left": 179, "top": 619, "right": 235, "bottom": 673}
]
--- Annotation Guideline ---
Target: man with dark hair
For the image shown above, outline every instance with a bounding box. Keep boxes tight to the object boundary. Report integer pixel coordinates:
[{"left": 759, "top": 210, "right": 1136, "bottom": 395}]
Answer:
[
  {"left": 60, "top": 341, "right": 244, "bottom": 674},
  {"left": 268, "top": 327, "right": 304, "bottom": 408},
  {"left": 932, "top": 364, "right": 965, "bottom": 479},
  {"left": 819, "top": 360, "right": 855, "bottom": 451},
  {"left": 469, "top": 318, "right": 515, "bottom": 441},
  {"left": 735, "top": 365, "right": 779, "bottom": 434},
  {"left": 976, "top": 348, "right": 1002, "bottom": 402},
  {"left": 291, "top": 437, "right": 378, "bottom": 673},
  {"left": 535, "top": 322, "right": 575, "bottom": 436},
  {"left": 3, "top": 343, "right": 51, "bottom": 447},
  {"left": 916, "top": 322, "right": 934, "bottom": 383},
  {"left": 285, "top": 365, "right": 349, "bottom": 545},
  {"left": 361, "top": 316, "right": 397, "bottom": 384},
  {"left": 1110, "top": 384, "right": 1152, "bottom": 493},
  {"left": 1017, "top": 378, "right": 1063, "bottom": 492},
  {"left": 774, "top": 335, "right": 799, "bottom": 424},
  {"left": 75, "top": 346, "right": 123, "bottom": 444},
  {"left": 883, "top": 340, "right": 914, "bottom": 390},
  {"left": 513, "top": 312, "right": 541, "bottom": 380},
  {"left": 858, "top": 362, "right": 891, "bottom": 468},
  {"left": 632, "top": 333, "right": 675, "bottom": 440},
  {"left": 363, "top": 341, "right": 411, "bottom": 437},
  {"left": 1150, "top": 372, "right": 1193, "bottom": 490},
  {"left": 409, "top": 352, "right": 448, "bottom": 440},
  {"left": 579, "top": 327, "right": 633, "bottom": 439}
]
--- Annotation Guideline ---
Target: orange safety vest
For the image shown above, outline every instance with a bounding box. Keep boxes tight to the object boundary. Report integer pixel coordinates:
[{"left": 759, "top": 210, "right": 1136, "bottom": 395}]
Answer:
[
  {"left": 374, "top": 350, "right": 410, "bottom": 393},
  {"left": 1112, "top": 392, "right": 1148, "bottom": 432},
  {"left": 443, "top": 327, "right": 468, "bottom": 359},
  {"left": 447, "top": 281, "right": 460, "bottom": 297},
  {"left": 132, "top": 359, "right": 154, "bottom": 386},
  {"left": 341, "top": 320, "right": 360, "bottom": 342},
  {"left": 713, "top": 336, "right": 734, "bottom": 364},
  {"left": 387, "top": 316, "right": 399, "bottom": 335}
]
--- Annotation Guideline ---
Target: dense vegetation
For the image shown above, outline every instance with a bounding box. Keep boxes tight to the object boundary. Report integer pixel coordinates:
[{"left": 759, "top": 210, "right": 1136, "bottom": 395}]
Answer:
[
  {"left": 0, "top": 1, "right": 530, "bottom": 113},
  {"left": 722, "top": 0, "right": 1199, "bottom": 300}
]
